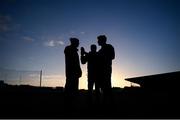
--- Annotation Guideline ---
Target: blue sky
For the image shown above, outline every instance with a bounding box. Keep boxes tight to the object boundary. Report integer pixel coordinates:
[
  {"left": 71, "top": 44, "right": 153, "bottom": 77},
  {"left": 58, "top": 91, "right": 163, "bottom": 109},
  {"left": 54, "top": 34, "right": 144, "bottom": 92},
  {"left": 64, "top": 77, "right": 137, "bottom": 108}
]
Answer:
[{"left": 0, "top": 0, "right": 179, "bottom": 89}]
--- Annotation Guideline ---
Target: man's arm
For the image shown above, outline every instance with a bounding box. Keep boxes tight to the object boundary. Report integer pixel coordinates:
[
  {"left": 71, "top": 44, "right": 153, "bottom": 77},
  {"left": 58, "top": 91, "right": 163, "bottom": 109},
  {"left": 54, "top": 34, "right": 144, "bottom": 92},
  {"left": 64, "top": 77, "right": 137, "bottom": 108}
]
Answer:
[{"left": 112, "top": 46, "right": 115, "bottom": 60}]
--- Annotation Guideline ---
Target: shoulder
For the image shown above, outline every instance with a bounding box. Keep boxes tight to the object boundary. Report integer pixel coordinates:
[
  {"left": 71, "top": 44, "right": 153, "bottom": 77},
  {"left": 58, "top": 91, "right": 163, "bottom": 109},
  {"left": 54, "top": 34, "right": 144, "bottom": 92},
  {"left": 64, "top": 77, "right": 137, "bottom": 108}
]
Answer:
[
  {"left": 65, "top": 45, "right": 70, "bottom": 49},
  {"left": 64, "top": 46, "right": 71, "bottom": 53},
  {"left": 89, "top": 51, "right": 98, "bottom": 56},
  {"left": 106, "top": 44, "right": 114, "bottom": 49},
  {"left": 107, "top": 44, "right": 113, "bottom": 47}
]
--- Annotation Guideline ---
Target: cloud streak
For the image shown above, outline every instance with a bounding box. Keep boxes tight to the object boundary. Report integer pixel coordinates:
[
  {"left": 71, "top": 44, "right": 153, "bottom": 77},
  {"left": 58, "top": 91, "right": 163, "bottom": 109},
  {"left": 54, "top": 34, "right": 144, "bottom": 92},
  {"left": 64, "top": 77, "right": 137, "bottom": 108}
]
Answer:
[
  {"left": 43, "top": 74, "right": 64, "bottom": 81},
  {"left": 80, "top": 31, "right": 85, "bottom": 35},
  {"left": 22, "top": 36, "right": 35, "bottom": 42},
  {"left": 44, "top": 40, "right": 64, "bottom": 47}
]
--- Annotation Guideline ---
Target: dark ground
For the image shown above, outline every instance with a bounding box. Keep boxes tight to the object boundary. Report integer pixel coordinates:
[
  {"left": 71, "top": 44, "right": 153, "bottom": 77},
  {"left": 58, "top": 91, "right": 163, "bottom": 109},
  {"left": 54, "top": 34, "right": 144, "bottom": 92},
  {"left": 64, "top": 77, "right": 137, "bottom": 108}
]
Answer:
[{"left": 0, "top": 83, "right": 178, "bottom": 119}]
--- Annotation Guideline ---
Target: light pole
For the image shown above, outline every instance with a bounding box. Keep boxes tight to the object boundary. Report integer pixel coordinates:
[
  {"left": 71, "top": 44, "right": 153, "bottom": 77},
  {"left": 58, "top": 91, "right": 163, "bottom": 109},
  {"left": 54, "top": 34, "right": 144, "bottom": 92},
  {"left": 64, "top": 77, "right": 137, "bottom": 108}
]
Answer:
[{"left": 40, "top": 70, "right": 42, "bottom": 87}]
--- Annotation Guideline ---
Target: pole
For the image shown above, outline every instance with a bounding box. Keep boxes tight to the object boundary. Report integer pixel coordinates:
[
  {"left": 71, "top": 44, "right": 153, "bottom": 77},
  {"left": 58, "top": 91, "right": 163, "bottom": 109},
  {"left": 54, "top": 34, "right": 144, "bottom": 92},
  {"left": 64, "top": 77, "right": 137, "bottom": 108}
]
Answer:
[
  {"left": 40, "top": 70, "right": 42, "bottom": 87},
  {"left": 19, "top": 73, "right": 22, "bottom": 85}
]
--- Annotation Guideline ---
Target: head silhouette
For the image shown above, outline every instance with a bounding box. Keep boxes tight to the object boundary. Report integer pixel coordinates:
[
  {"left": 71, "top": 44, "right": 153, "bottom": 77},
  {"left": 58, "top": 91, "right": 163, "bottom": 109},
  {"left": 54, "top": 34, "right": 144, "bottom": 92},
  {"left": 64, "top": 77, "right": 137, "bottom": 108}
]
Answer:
[
  {"left": 90, "top": 44, "right": 97, "bottom": 52},
  {"left": 97, "top": 35, "right": 107, "bottom": 46},
  {"left": 70, "top": 38, "right": 79, "bottom": 48}
]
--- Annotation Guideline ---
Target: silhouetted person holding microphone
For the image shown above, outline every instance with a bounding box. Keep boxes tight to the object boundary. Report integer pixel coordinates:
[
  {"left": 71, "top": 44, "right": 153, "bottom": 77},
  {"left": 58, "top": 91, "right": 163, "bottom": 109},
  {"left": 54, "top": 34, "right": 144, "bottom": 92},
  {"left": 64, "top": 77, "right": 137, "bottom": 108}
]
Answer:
[
  {"left": 81, "top": 44, "right": 101, "bottom": 102},
  {"left": 64, "top": 38, "right": 82, "bottom": 97},
  {"left": 97, "top": 35, "right": 115, "bottom": 103}
]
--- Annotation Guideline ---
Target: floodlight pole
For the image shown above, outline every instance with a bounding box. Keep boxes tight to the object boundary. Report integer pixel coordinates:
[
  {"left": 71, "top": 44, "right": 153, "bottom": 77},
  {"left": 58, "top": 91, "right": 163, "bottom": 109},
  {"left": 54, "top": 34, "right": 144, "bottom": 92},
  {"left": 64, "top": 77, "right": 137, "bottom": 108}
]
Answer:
[
  {"left": 40, "top": 70, "right": 42, "bottom": 87},
  {"left": 19, "top": 73, "right": 22, "bottom": 85}
]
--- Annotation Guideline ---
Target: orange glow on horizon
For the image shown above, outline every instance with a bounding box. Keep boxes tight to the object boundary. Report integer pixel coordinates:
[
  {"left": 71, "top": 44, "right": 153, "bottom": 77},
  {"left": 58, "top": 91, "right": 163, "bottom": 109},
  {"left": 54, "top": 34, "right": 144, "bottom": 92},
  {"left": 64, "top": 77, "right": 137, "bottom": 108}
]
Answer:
[{"left": 4, "top": 63, "right": 139, "bottom": 89}]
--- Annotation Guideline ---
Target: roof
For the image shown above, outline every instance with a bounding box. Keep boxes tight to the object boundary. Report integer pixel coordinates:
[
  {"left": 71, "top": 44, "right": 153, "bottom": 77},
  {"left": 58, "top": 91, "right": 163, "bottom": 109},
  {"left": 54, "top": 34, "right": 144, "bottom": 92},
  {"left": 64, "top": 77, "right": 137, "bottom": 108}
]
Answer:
[{"left": 125, "top": 71, "right": 180, "bottom": 88}]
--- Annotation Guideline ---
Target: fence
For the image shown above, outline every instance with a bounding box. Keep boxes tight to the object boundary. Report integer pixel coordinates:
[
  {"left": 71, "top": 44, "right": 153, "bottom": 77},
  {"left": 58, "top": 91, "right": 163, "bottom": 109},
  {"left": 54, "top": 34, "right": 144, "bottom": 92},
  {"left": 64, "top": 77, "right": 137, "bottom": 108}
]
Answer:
[{"left": 0, "top": 68, "right": 42, "bottom": 87}]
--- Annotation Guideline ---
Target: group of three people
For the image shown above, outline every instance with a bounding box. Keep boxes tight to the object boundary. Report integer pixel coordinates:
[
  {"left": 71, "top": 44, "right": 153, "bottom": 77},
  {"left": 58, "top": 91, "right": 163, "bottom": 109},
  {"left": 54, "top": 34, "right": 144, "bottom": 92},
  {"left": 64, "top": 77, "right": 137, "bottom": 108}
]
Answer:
[{"left": 64, "top": 35, "right": 115, "bottom": 102}]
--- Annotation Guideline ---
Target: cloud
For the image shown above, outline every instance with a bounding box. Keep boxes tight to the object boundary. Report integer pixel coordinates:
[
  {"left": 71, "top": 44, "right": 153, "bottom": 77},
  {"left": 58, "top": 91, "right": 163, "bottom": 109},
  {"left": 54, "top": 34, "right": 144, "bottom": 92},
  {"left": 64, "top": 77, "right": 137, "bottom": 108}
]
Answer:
[
  {"left": 57, "top": 40, "right": 64, "bottom": 45},
  {"left": 44, "top": 40, "right": 55, "bottom": 47},
  {"left": 80, "top": 31, "right": 85, "bottom": 35},
  {"left": 0, "top": 15, "right": 11, "bottom": 23},
  {"left": 22, "top": 36, "right": 35, "bottom": 42},
  {"left": 0, "top": 24, "right": 10, "bottom": 32},
  {"left": 70, "top": 31, "right": 75, "bottom": 34},
  {"left": 0, "top": 14, "right": 22, "bottom": 35},
  {"left": 28, "top": 74, "right": 39, "bottom": 77},
  {"left": 0, "top": 14, "right": 12, "bottom": 32},
  {"left": 43, "top": 74, "right": 64, "bottom": 80},
  {"left": 44, "top": 40, "right": 64, "bottom": 47}
]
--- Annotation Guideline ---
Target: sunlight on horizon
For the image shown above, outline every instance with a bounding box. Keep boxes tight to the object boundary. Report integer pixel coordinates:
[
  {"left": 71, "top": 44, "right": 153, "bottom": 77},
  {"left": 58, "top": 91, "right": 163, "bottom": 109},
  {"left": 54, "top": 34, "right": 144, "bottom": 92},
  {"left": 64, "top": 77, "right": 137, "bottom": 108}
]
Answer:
[
  {"left": 2, "top": 63, "right": 140, "bottom": 89},
  {"left": 41, "top": 64, "right": 139, "bottom": 89}
]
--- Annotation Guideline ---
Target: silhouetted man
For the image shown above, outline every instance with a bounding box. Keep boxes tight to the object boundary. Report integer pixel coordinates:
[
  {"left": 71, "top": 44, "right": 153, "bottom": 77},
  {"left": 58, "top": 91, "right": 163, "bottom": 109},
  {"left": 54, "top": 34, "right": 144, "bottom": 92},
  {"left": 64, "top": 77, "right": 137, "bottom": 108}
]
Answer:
[
  {"left": 64, "top": 38, "right": 82, "bottom": 96},
  {"left": 81, "top": 44, "right": 101, "bottom": 102},
  {"left": 97, "top": 35, "right": 115, "bottom": 103}
]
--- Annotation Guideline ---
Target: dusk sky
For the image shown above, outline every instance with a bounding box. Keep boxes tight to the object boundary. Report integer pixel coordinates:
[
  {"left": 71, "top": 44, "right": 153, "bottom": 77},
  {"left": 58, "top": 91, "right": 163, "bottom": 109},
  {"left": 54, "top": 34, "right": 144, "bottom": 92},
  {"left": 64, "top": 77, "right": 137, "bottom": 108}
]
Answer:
[{"left": 0, "top": 0, "right": 179, "bottom": 89}]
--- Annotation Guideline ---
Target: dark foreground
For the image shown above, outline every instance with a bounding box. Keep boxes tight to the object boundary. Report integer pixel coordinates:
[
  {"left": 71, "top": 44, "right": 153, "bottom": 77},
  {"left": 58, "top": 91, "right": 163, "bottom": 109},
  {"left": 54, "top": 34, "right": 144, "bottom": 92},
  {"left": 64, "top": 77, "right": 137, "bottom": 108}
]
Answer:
[{"left": 0, "top": 84, "right": 178, "bottom": 119}]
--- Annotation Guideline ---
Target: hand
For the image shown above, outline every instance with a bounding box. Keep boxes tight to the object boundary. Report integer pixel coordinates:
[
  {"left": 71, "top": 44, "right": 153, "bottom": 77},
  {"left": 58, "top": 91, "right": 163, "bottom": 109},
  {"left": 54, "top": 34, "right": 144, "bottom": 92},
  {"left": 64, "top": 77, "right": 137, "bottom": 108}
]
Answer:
[{"left": 81, "top": 47, "right": 85, "bottom": 56}]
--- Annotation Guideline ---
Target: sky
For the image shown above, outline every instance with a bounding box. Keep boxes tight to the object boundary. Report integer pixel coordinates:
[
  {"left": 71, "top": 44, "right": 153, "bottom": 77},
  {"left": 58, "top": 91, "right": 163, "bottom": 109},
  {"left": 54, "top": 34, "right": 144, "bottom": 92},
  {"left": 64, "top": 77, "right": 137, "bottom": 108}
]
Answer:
[{"left": 0, "top": 0, "right": 179, "bottom": 89}]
